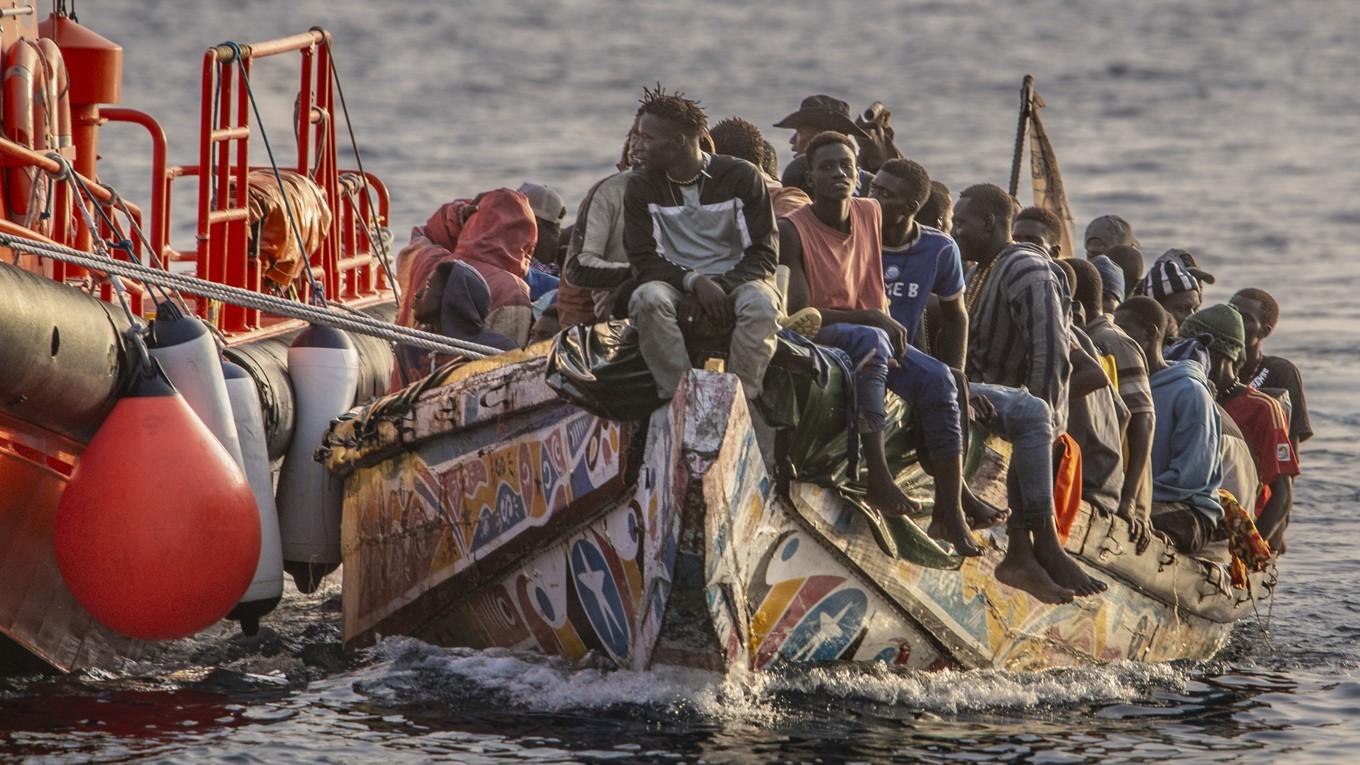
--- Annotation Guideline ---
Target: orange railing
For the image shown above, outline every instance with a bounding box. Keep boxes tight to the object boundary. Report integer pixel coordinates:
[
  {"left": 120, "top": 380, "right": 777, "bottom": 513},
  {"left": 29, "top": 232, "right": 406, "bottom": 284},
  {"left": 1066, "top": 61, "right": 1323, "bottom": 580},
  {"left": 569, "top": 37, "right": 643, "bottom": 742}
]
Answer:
[
  {"left": 2, "top": 27, "right": 391, "bottom": 334},
  {"left": 172, "top": 28, "right": 389, "bottom": 332}
]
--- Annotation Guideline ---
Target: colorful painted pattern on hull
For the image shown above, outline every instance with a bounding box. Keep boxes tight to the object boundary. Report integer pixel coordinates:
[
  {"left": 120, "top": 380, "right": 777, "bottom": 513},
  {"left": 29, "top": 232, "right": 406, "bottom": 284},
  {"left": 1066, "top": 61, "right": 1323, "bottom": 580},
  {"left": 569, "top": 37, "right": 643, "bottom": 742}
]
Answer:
[
  {"left": 341, "top": 406, "right": 626, "bottom": 643},
  {"left": 787, "top": 481, "right": 1234, "bottom": 670},
  {"left": 374, "top": 389, "right": 685, "bottom": 669}
]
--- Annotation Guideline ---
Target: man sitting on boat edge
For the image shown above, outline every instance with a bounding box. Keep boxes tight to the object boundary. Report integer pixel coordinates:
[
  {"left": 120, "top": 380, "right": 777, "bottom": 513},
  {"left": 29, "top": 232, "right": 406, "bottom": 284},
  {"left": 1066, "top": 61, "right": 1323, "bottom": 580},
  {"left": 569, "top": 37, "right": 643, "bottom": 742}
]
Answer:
[
  {"left": 623, "top": 86, "right": 781, "bottom": 403},
  {"left": 954, "top": 183, "right": 1107, "bottom": 602},
  {"left": 778, "top": 131, "right": 983, "bottom": 556},
  {"left": 1114, "top": 297, "right": 1223, "bottom": 555}
]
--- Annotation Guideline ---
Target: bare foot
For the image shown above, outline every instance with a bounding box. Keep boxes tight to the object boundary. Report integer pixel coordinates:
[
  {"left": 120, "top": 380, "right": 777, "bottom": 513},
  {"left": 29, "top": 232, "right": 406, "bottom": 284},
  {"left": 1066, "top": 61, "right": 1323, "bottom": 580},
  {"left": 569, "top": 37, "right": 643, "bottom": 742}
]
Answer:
[
  {"left": 1035, "top": 533, "right": 1107, "bottom": 596},
  {"left": 995, "top": 550, "right": 1075, "bottom": 604},
  {"left": 927, "top": 505, "right": 984, "bottom": 557},
  {"left": 866, "top": 471, "right": 920, "bottom": 517},
  {"left": 962, "top": 488, "right": 1010, "bottom": 530}
]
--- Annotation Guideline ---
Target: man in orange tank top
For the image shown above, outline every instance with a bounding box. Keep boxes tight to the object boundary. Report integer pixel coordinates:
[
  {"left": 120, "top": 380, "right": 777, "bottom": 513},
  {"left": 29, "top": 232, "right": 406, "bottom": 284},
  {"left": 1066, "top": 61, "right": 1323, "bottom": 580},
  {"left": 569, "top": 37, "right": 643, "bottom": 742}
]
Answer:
[{"left": 779, "top": 132, "right": 982, "bottom": 557}]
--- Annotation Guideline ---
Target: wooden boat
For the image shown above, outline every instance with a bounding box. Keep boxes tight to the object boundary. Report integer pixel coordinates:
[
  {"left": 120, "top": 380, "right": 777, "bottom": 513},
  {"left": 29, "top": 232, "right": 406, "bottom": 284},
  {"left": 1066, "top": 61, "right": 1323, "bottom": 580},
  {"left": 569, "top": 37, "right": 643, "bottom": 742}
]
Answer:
[
  {"left": 327, "top": 342, "right": 1266, "bottom": 673},
  {"left": 0, "top": 4, "right": 397, "bottom": 671}
]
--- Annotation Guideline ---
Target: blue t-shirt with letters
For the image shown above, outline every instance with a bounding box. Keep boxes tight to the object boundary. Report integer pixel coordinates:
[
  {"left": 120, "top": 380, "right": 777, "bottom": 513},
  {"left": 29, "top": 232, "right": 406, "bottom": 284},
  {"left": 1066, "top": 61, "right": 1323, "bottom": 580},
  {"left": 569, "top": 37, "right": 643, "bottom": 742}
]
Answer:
[{"left": 881, "top": 225, "right": 966, "bottom": 340}]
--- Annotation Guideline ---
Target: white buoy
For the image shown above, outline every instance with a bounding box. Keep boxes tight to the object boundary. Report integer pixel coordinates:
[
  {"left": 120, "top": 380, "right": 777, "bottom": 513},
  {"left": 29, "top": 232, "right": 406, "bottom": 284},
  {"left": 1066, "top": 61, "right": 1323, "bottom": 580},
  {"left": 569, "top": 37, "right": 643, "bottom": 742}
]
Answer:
[
  {"left": 223, "top": 360, "right": 285, "bottom": 635},
  {"left": 275, "top": 324, "right": 359, "bottom": 593},
  {"left": 147, "top": 301, "right": 244, "bottom": 466}
]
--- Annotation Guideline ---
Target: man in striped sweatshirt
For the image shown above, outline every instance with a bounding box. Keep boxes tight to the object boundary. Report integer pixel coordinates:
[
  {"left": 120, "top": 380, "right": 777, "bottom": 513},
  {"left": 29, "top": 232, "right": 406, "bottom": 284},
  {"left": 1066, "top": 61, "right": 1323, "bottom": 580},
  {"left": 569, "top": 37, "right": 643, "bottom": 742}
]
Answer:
[{"left": 954, "top": 183, "right": 1106, "bottom": 603}]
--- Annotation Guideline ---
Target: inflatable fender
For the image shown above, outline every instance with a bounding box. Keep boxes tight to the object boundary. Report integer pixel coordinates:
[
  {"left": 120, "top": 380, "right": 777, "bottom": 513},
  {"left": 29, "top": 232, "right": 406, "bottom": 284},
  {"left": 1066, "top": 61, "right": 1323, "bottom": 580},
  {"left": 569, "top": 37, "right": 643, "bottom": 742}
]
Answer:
[
  {"left": 275, "top": 324, "right": 359, "bottom": 592},
  {"left": 223, "top": 361, "right": 285, "bottom": 635},
  {"left": 147, "top": 301, "right": 244, "bottom": 466}
]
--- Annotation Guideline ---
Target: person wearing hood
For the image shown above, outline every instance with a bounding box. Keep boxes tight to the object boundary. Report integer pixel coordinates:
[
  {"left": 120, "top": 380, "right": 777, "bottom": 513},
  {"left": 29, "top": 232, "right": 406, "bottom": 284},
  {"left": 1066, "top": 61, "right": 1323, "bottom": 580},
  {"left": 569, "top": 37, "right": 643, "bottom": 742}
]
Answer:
[
  {"left": 398, "top": 190, "right": 538, "bottom": 346},
  {"left": 397, "top": 260, "right": 519, "bottom": 381},
  {"left": 1114, "top": 296, "right": 1223, "bottom": 554}
]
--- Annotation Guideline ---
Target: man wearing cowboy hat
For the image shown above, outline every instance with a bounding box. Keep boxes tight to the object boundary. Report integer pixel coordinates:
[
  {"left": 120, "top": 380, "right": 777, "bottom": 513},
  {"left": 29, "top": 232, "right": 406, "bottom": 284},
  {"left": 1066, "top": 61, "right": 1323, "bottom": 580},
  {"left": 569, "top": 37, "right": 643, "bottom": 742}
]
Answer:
[{"left": 775, "top": 95, "right": 876, "bottom": 198}]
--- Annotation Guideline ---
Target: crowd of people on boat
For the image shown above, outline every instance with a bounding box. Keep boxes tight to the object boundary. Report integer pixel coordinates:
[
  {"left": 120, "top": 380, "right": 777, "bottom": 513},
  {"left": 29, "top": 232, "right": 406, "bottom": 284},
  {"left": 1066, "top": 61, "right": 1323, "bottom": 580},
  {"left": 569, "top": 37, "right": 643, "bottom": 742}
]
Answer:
[{"left": 392, "top": 87, "right": 1308, "bottom": 604}]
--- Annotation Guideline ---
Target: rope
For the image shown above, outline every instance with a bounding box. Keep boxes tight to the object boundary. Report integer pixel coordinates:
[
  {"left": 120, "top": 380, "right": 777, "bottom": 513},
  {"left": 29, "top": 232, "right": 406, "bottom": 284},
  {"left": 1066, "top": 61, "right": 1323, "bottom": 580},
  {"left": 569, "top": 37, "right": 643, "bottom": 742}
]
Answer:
[
  {"left": 51, "top": 154, "right": 176, "bottom": 307},
  {"left": 225, "top": 41, "right": 329, "bottom": 308},
  {"left": 59, "top": 171, "right": 142, "bottom": 328},
  {"left": 322, "top": 35, "right": 400, "bottom": 304},
  {"left": 102, "top": 182, "right": 193, "bottom": 314},
  {"left": 0, "top": 230, "right": 497, "bottom": 358}
]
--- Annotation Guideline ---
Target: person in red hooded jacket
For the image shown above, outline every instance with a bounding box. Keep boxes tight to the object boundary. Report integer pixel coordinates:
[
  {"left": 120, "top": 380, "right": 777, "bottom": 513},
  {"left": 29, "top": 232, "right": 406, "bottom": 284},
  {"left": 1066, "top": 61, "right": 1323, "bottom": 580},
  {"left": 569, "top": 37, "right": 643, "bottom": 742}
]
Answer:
[{"left": 396, "top": 189, "right": 539, "bottom": 348}]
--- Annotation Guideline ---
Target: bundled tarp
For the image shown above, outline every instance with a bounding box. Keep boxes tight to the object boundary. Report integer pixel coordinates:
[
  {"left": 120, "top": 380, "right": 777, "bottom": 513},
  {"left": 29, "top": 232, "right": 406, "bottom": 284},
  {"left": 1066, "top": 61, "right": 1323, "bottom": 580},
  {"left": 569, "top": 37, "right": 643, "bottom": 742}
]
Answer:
[
  {"left": 245, "top": 169, "right": 332, "bottom": 287},
  {"left": 545, "top": 322, "right": 960, "bottom": 568}
]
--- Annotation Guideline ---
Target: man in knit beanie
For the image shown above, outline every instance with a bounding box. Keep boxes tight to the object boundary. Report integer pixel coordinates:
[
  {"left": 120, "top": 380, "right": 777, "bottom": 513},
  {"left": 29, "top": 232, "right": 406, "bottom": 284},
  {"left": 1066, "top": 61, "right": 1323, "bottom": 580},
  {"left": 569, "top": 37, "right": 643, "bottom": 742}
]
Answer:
[
  {"left": 1139, "top": 258, "right": 1203, "bottom": 332},
  {"left": 1090, "top": 255, "right": 1126, "bottom": 315},
  {"left": 1184, "top": 305, "right": 1301, "bottom": 555},
  {"left": 1175, "top": 304, "right": 1270, "bottom": 542},
  {"left": 1178, "top": 303, "right": 1245, "bottom": 372}
]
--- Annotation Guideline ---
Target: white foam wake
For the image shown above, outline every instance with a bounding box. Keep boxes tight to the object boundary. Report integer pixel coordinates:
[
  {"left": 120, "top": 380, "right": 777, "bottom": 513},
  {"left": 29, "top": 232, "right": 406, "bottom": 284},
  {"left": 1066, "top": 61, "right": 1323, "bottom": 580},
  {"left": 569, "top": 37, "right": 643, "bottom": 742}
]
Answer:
[{"left": 354, "top": 638, "right": 1190, "bottom": 722}]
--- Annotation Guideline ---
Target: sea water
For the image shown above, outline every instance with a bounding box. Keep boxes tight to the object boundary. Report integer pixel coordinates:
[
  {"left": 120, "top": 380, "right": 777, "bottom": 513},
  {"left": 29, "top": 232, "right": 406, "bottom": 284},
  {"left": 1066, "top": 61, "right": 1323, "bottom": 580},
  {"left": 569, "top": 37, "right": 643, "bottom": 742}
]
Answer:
[{"left": 3, "top": 1, "right": 1358, "bottom": 762}]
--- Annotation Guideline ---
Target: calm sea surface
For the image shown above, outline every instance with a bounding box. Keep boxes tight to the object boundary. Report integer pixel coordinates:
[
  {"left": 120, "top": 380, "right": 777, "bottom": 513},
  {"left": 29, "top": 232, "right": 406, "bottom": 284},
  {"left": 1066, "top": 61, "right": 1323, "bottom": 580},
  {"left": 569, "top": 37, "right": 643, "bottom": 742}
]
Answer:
[{"left": 4, "top": 1, "right": 1358, "bottom": 762}]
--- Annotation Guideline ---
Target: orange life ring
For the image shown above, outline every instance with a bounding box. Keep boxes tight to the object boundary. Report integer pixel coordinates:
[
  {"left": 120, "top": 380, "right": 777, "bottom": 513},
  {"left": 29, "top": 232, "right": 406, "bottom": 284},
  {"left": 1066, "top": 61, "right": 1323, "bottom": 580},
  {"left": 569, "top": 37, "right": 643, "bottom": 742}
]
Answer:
[
  {"left": 36, "top": 39, "right": 73, "bottom": 150},
  {"left": 3, "top": 39, "right": 67, "bottom": 235}
]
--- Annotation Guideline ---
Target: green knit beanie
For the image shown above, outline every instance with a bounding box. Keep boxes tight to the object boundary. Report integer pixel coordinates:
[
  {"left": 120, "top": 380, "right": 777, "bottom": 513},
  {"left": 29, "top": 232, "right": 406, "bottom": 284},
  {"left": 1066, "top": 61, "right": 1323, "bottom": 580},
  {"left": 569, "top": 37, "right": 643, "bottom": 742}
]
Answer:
[{"left": 1179, "top": 304, "right": 1245, "bottom": 362}]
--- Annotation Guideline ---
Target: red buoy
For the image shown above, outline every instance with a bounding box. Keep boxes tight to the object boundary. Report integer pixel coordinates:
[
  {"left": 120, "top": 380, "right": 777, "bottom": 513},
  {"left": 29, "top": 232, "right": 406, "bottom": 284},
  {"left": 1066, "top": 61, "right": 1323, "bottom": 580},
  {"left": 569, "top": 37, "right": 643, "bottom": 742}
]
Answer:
[{"left": 55, "top": 362, "right": 260, "bottom": 641}]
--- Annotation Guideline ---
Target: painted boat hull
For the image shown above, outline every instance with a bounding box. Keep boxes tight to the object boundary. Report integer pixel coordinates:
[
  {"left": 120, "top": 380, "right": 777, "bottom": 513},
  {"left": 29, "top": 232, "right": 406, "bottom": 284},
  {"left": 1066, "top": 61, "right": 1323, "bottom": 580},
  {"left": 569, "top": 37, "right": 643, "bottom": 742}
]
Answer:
[{"left": 333, "top": 345, "right": 1265, "bottom": 673}]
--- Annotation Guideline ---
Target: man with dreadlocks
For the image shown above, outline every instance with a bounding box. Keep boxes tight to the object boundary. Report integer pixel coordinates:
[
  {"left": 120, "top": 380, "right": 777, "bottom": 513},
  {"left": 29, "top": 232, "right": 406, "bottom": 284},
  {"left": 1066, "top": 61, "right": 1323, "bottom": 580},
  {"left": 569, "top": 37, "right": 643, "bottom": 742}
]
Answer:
[{"left": 624, "top": 87, "right": 781, "bottom": 402}]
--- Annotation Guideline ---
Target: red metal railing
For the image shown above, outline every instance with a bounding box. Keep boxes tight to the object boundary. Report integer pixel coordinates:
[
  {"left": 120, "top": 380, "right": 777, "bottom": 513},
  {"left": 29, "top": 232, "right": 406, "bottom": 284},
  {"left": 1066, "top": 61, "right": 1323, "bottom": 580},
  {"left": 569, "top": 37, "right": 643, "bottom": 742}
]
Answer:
[
  {"left": 175, "top": 28, "right": 387, "bottom": 332},
  {"left": 1, "top": 27, "right": 390, "bottom": 332}
]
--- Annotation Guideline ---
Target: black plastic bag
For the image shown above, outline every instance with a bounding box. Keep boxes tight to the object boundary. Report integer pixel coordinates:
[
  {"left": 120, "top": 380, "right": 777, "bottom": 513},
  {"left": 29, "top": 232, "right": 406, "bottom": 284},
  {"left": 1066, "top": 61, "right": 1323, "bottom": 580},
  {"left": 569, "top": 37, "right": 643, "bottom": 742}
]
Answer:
[{"left": 545, "top": 321, "right": 665, "bottom": 421}]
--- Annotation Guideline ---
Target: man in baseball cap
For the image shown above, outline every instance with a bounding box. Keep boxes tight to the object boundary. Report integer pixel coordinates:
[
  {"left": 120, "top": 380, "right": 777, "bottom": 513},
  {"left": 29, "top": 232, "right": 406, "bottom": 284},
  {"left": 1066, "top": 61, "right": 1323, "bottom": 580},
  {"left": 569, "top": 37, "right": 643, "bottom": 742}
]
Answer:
[
  {"left": 1158, "top": 247, "right": 1216, "bottom": 286},
  {"left": 518, "top": 182, "right": 567, "bottom": 281},
  {"left": 1084, "top": 214, "right": 1138, "bottom": 260}
]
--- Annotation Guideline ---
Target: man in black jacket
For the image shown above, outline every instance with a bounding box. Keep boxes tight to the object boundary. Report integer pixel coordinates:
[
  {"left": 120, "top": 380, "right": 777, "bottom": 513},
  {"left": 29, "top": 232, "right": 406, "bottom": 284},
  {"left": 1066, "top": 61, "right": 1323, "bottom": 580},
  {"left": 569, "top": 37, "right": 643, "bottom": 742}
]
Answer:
[{"left": 624, "top": 87, "right": 781, "bottom": 401}]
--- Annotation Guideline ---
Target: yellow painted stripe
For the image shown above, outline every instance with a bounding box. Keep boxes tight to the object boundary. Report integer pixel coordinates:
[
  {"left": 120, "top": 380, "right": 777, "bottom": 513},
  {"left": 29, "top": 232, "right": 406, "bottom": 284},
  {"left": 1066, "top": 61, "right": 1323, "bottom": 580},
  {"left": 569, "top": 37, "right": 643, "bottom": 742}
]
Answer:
[{"left": 748, "top": 578, "right": 805, "bottom": 654}]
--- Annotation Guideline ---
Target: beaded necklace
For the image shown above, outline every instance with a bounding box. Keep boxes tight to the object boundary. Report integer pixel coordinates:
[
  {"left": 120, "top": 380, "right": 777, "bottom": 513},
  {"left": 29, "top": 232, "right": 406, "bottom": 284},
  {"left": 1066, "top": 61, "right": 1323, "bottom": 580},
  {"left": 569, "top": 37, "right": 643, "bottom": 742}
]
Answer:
[{"left": 965, "top": 256, "right": 1000, "bottom": 310}]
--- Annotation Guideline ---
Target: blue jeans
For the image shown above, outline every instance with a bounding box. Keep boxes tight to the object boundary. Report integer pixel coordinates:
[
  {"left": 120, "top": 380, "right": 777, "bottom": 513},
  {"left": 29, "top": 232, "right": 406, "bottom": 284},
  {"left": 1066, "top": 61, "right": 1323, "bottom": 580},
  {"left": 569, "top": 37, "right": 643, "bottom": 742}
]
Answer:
[
  {"left": 815, "top": 324, "right": 964, "bottom": 463},
  {"left": 815, "top": 323, "right": 892, "bottom": 433},
  {"left": 969, "top": 382, "right": 1055, "bottom": 530},
  {"left": 886, "top": 345, "right": 963, "bottom": 459}
]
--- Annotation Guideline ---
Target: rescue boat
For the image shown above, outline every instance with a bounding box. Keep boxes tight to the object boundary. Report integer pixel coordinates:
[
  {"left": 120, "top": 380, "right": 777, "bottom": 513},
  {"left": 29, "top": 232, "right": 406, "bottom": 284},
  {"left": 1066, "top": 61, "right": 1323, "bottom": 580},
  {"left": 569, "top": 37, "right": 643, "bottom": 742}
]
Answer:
[{"left": 0, "top": 3, "right": 400, "bottom": 671}]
